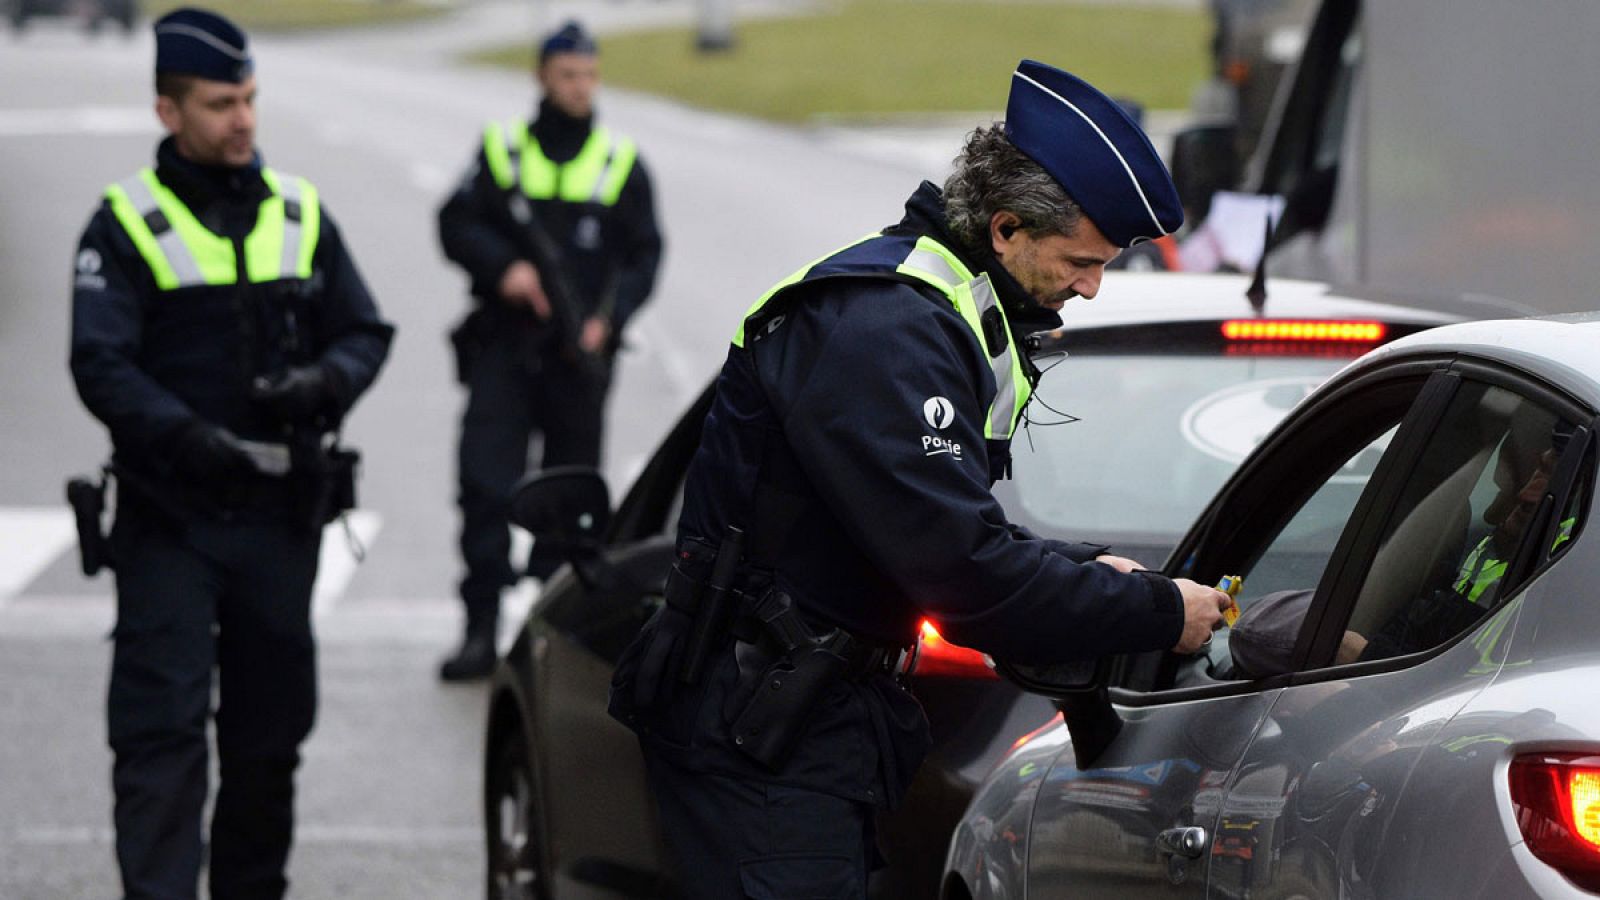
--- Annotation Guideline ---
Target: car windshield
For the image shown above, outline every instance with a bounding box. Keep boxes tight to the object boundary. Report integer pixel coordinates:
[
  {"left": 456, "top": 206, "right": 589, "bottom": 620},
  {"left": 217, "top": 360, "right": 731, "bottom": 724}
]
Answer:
[{"left": 999, "top": 352, "right": 1356, "bottom": 557}]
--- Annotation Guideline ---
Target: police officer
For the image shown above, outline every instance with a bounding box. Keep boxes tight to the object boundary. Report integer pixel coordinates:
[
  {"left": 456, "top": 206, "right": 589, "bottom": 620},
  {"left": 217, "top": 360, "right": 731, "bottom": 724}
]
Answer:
[
  {"left": 436, "top": 19, "right": 663, "bottom": 681},
  {"left": 68, "top": 8, "right": 393, "bottom": 897},
  {"left": 607, "top": 60, "right": 1230, "bottom": 897}
]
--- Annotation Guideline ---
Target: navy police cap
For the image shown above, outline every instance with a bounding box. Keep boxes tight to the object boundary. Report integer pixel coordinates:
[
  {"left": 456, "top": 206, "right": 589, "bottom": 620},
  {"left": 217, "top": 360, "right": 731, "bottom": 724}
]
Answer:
[
  {"left": 539, "top": 20, "right": 597, "bottom": 63},
  {"left": 154, "top": 7, "right": 253, "bottom": 83},
  {"left": 1004, "top": 60, "right": 1183, "bottom": 248}
]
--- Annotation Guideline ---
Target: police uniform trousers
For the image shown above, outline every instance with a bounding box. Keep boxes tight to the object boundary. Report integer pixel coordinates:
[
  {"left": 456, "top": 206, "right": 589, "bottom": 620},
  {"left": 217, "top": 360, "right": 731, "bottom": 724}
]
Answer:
[
  {"left": 615, "top": 608, "right": 925, "bottom": 900},
  {"left": 642, "top": 753, "right": 877, "bottom": 899},
  {"left": 456, "top": 330, "right": 611, "bottom": 621},
  {"left": 108, "top": 494, "right": 319, "bottom": 900}
]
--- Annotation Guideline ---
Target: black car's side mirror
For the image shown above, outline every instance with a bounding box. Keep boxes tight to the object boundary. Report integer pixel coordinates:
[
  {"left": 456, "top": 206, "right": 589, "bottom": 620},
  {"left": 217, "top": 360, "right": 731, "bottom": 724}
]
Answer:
[
  {"left": 509, "top": 467, "right": 613, "bottom": 584},
  {"left": 995, "top": 657, "right": 1123, "bottom": 769}
]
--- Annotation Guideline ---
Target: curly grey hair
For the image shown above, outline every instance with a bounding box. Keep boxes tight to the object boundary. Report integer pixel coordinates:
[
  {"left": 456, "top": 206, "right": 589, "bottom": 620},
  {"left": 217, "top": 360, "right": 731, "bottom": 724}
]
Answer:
[{"left": 942, "top": 123, "right": 1083, "bottom": 253}]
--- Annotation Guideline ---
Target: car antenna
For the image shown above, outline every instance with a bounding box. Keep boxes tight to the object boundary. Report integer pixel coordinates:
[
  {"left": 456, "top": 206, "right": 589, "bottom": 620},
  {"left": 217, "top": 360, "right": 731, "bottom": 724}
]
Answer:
[{"left": 1245, "top": 208, "right": 1275, "bottom": 315}]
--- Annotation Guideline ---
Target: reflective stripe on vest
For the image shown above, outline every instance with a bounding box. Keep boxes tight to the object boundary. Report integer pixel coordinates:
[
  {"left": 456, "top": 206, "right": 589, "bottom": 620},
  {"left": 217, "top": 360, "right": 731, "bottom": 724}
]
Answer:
[
  {"left": 1453, "top": 515, "right": 1578, "bottom": 604},
  {"left": 1452, "top": 539, "right": 1508, "bottom": 605},
  {"left": 734, "top": 234, "right": 1033, "bottom": 440},
  {"left": 482, "top": 120, "right": 636, "bottom": 206},
  {"left": 104, "top": 167, "right": 320, "bottom": 291}
]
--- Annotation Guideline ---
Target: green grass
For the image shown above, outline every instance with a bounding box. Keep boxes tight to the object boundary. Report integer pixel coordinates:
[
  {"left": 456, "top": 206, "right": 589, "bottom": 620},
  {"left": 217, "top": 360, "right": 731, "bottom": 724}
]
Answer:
[
  {"left": 469, "top": 0, "right": 1210, "bottom": 123},
  {"left": 144, "top": 0, "right": 447, "bottom": 33}
]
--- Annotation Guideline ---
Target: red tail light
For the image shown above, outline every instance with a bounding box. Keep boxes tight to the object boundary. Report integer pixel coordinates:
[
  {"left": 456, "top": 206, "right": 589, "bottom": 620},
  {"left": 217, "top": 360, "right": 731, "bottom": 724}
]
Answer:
[
  {"left": 1221, "top": 320, "right": 1387, "bottom": 342},
  {"left": 1509, "top": 753, "right": 1600, "bottom": 890},
  {"left": 909, "top": 620, "right": 997, "bottom": 680}
]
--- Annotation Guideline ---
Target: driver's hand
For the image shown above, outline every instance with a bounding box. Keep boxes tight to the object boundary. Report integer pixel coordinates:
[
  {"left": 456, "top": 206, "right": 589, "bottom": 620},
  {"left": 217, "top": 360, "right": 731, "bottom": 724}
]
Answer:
[{"left": 1171, "top": 578, "right": 1230, "bottom": 654}]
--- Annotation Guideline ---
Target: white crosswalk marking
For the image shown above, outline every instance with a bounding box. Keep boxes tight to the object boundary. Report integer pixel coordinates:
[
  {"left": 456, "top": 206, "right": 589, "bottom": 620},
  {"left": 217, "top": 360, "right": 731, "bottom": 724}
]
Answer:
[
  {"left": 0, "top": 507, "right": 388, "bottom": 618},
  {"left": 311, "top": 511, "right": 384, "bottom": 618},
  {"left": 0, "top": 106, "right": 157, "bottom": 138},
  {"left": 0, "top": 508, "right": 78, "bottom": 609}
]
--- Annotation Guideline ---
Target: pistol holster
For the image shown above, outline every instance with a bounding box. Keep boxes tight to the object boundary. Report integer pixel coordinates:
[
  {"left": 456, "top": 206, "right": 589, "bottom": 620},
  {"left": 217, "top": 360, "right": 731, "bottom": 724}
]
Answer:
[{"left": 66, "top": 472, "right": 113, "bottom": 576}]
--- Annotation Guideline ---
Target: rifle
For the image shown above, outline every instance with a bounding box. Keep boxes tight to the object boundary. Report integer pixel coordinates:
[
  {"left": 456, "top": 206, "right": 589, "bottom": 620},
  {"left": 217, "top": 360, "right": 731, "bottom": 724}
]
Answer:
[{"left": 503, "top": 193, "right": 609, "bottom": 380}]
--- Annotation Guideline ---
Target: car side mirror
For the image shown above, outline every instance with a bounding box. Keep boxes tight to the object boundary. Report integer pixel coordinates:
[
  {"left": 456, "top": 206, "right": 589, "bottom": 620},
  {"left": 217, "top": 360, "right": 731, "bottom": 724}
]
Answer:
[
  {"left": 509, "top": 467, "right": 612, "bottom": 585},
  {"left": 996, "top": 658, "right": 1123, "bottom": 769},
  {"left": 1170, "top": 123, "right": 1242, "bottom": 224}
]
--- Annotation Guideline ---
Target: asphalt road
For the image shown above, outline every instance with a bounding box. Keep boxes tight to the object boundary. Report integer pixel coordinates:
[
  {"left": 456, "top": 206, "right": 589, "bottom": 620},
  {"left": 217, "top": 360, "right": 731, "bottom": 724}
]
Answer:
[{"left": 0, "top": 2, "right": 947, "bottom": 896}]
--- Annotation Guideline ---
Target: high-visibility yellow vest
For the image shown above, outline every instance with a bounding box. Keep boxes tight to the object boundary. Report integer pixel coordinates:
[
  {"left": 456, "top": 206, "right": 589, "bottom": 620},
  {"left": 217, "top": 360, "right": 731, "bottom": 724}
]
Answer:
[
  {"left": 1453, "top": 516, "right": 1577, "bottom": 604},
  {"left": 104, "top": 167, "right": 319, "bottom": 292},
  {"left": 735, "top": 234, "right": 1033, "bottom": 442},
  {"left": 482, "top": 120, "right": 636, "bottom": 206}
]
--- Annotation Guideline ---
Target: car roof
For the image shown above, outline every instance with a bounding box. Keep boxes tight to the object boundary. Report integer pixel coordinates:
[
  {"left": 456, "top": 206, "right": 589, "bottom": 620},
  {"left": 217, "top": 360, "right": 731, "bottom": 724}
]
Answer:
[
  {"left": 1350, "top": 312, "right": 1600, "bottom": 409},
  {"left": 1056, "top": 272, "right": 1465, "bottom": 330}
]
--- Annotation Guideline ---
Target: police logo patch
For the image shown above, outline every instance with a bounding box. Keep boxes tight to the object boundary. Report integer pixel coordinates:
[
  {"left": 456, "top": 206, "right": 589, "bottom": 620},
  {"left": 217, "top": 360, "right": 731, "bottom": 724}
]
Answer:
[
  {"left": 76, "top": 248, "right": 102, "bottom": 274},
  {"left": 923, "top": 396, "right": 954, "bottom": 430},
  {"left": 574, "top": 215, "right": 601, "bottom": 250}
]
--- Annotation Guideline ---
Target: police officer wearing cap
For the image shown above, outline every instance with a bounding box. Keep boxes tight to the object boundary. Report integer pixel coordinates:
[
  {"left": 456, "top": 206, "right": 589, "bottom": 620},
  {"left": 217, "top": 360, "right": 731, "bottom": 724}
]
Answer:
[
  {"left": 68, "top": 8, "right": 393, "bottom": 897},
  {"left": 607, "top": 60, "right": 1230, "bottom": 897},
  {"left": 436, "top": 19, "right": 662, "bottom": 681}
]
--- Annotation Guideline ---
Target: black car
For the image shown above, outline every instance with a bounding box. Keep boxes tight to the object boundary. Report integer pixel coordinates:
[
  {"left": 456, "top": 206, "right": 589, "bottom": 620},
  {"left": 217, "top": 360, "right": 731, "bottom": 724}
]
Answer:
[{"left": 481, "top": 272, "right": 1460, "bottom": 899}]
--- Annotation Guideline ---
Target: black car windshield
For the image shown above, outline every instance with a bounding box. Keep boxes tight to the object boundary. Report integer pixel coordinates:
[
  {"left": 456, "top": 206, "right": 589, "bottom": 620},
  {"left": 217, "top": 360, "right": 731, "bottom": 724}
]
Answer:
[{"left": 999, "top": 352, "right": 1357, "bottom": 557}]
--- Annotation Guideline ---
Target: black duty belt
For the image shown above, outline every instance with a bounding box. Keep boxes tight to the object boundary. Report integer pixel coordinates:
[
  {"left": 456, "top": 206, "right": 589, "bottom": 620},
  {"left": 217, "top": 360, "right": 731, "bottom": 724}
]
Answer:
[
  {"left": 846, "top": 643, "right": 904, "bottom": 678},
  {"left": 664, "top": 564, "right": 909, "bottom": 678}
]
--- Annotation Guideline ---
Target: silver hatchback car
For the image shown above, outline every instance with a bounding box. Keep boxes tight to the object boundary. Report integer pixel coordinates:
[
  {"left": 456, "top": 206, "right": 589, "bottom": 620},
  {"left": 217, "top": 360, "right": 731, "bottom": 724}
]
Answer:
[{"left": 945, "top": 312, "right": 1600, "bottom": 899}]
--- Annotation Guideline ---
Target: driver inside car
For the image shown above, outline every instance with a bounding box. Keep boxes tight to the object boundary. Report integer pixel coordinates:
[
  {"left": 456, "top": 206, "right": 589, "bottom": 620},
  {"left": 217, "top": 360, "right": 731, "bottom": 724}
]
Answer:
[{"left": 1225, "top": 422, "right": 1576, "bottom": 680}]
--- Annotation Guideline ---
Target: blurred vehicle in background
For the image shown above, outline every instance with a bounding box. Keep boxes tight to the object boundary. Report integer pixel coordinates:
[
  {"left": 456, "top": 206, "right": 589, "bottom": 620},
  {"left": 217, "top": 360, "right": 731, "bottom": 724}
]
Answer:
[
  {"left": 1205, "top": 0, "right": 1317, "bottom": 173},
  {"left": 945, "top": 310, "right": 1600, "bottom": 900},
  {"left": 1171, "top": 0, "right": 1599, "bottom": 321},
  {"left": 6, "top": 0, "right": 137, "bottom": 33},
  {"left": 479, "top": 270, "right": 1459, "bottom": 900}
]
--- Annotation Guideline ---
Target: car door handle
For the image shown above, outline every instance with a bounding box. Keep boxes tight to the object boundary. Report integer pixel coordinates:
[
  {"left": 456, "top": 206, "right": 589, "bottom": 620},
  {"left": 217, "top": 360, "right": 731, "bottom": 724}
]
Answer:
[{"left": 1157, "top": 826, "right": 1209, "bottom": 859}]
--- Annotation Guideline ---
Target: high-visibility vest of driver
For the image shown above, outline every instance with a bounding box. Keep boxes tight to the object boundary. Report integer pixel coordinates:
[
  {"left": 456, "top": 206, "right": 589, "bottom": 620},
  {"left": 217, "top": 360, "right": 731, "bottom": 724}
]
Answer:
[
  {"left": 481, "top": 120, "right": 636, "bottom": 207},
  {"left": 1453, "top": 516, "right": 1577, "bottom": 604},
  {"left": 103, "top": 167, "right": 319, "bottom": 291}
]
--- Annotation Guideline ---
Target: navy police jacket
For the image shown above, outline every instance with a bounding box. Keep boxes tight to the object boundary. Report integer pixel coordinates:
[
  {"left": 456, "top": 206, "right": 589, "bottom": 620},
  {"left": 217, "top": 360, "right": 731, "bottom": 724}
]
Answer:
[
  {"left": 70, "top": 138, "right": 394, "bottom": 492},
  {"left": 612, "top": 184, "right": 1184, "bottom": 807},
  {"left": 437, "top": 98, "right": 662, "bottom": 342},
  {"left": 677, "top": 182, "right": 1184, "bottom": 662}
]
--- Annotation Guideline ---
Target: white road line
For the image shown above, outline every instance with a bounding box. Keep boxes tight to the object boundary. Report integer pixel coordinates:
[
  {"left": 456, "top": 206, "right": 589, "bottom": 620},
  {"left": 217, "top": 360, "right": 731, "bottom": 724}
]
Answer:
[
  {"left": 295, "top": 824, "right": 480, "bottom": 845},
  {"left": 12, "top": 823, "right": 478, "bottom": 846},
  {"left": 509, "top": 526, "right": 532, "bottom": 577},
  {"left": 0, "top": 508, "right": 78, "bottom": 609},
  {"left": 0, "top": 508, "right": 382, "bottom": 617},
  {"left": 496, "top": 527, "right": 537, "bottom": 650},
  {"left": 2, "top": 595, "right": 473, "bottom": 644},
  {"left": 312, "top": 511, "right": 384, "bottom": 618},
  {"left": 0, "top": 106, "right": 157, "bottom": 138}
]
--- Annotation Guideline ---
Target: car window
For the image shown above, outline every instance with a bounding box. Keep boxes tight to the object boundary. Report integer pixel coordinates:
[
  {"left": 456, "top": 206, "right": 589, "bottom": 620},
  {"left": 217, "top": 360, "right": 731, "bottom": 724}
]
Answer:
[
  {"left": 1238, "top": 424, "right": 1394, "bottom": 598},
  {"left": 1120, "top": 372, "right": 1430, "bottom": 692},
  {"left": 1342, "top": 385, "right": 1586, "bottom": 664},
  {"left": 1205, "top": 379, "right": 1589, "bottom": 683},
  {"left": 1192, "top": 423, "right": 1396, "bottom": 680}
]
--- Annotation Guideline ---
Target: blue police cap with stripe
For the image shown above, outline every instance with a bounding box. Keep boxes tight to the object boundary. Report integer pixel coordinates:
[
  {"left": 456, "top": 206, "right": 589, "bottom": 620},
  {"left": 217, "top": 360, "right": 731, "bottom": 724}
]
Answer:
[
  {"left": 1004, "top": 60, "right": 1183, "bottom": 248},
  {"left": 539, "top": 20, "right": 597, "bottom": 63},
  {"left": 154, "top": 7, "right": 253, "bottom": 84}
]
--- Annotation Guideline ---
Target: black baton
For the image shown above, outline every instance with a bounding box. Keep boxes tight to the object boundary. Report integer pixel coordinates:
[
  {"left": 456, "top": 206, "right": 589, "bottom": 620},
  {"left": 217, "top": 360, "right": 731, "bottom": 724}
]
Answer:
[{"left": 679, "top": 525, "right": 744, "bottom": 685}]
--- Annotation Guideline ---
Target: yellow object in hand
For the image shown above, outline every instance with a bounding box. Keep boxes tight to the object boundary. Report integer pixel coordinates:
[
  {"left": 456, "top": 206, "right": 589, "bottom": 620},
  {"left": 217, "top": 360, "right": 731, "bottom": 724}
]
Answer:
[{"left": 1217, "top": 575, "right": 1243, "bottom": 626}]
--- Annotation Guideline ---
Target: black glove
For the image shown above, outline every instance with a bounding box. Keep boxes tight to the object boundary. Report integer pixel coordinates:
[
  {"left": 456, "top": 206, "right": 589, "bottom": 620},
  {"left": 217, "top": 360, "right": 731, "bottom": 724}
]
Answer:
[
  {"left": 251, "top": 364, "right": 333, "bottom": 422},
  {"left": 172, "top": 423, "right": 259, "bottom": 484}
]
